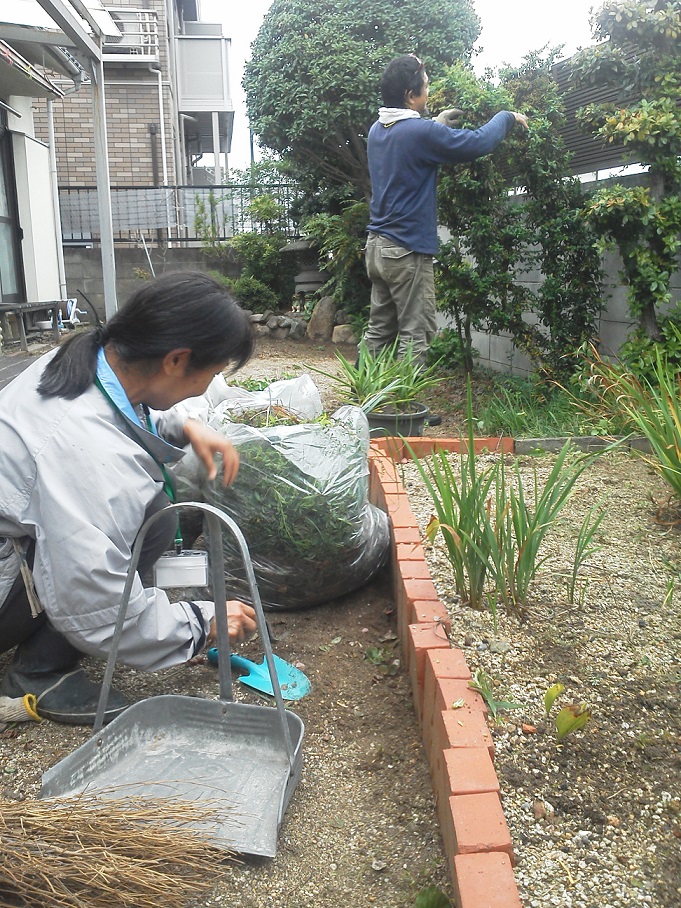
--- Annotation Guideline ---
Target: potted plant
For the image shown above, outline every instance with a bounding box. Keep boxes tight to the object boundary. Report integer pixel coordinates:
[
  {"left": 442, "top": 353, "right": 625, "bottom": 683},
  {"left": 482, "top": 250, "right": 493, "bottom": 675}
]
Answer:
[{"left": 309, "top": 340, "right": 444, "bottom": 436}]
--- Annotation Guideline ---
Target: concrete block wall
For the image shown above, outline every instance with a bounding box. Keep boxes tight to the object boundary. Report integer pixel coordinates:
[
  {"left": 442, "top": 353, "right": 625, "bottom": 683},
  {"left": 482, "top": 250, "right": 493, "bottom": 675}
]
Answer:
[
  {"left": 368, "top": 439, "right": 524, "bottom": 908},
  {"left": 63, "top": 246, "right": 239, "bottom": 320}
]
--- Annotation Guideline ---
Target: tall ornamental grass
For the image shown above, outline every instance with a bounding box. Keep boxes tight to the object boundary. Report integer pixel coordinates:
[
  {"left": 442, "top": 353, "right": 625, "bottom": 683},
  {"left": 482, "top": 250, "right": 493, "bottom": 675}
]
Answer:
[
  {"left": 584, "top": 347, "right": 681, "bottom": 501},
  {"left": 410, "top": 383, "right": 605, "bottom": 620}
]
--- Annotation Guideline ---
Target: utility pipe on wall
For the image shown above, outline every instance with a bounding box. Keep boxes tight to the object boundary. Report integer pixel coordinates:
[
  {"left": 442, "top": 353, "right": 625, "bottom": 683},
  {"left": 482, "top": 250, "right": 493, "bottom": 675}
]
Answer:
[
  {"left": 148, "top": 66, "right": 168, "bottom": 186},
  {"left": 149, "top": 66, "right": 172, "bottom": 244},
  {"left": 212, "top": 111, "right": 221, "bottom": 185}
]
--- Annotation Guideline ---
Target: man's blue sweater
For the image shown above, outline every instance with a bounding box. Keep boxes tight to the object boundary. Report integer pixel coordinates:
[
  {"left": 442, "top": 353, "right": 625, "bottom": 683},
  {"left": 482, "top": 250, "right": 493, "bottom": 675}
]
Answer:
[{"left": 367, "top": 111, "right": 516, "bottom": 255}]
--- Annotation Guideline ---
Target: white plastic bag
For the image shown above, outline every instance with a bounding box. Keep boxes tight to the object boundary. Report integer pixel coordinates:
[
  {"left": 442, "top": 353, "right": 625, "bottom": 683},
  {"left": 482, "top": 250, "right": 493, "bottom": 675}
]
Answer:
[
  {"left": 214, "top": 374, "right": 323, "bottom": 421},
  {"left": 170, "top": 382, "right": 390, "bottom": 609}
]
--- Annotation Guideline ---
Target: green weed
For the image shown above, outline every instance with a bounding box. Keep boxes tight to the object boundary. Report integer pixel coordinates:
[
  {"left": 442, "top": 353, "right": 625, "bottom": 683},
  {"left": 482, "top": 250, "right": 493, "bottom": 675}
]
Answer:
[{"left": 468, "top": 667, "right": 523, "bottom": 722}]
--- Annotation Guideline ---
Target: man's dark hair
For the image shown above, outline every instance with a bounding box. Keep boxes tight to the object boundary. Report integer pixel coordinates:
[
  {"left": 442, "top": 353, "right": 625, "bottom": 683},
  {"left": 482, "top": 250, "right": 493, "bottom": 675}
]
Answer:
[{"left": 380, "top": 55, "right": 426, "bottom": 108}]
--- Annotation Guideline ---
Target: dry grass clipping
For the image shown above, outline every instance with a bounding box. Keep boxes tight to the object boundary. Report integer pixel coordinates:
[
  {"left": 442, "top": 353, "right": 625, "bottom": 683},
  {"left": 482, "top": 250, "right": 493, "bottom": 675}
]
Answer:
[{"left": 0, "top": 795, "right": 237, "bottom": 908}]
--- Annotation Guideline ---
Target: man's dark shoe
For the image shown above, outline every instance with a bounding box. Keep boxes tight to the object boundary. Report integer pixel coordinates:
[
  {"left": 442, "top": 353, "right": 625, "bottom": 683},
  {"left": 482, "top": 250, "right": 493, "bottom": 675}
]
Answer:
[
  {"left": 0, "top": 667, "right": 128, "bottom": 726},
  {"left": 425, "top": 414, "right": 442, "bottom": 427}
]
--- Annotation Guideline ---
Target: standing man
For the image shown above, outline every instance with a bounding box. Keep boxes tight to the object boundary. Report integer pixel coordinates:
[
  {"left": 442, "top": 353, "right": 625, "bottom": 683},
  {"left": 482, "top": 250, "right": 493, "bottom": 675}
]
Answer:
[{"left": 363, "top": 54, "right": 528, "bottom": 383}]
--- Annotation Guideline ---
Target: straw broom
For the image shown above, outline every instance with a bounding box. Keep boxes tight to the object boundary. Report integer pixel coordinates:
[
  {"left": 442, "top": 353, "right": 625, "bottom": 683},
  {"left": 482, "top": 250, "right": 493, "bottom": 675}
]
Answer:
[{"left": 0, "top": 795, "right": 237, "bottom": 908}]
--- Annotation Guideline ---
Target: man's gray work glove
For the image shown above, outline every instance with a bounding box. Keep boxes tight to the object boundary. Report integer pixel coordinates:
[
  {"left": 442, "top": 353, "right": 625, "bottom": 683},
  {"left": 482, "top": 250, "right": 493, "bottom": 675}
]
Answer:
[{"left": 435, "top": 108, "right": 464, "bottom": 128}]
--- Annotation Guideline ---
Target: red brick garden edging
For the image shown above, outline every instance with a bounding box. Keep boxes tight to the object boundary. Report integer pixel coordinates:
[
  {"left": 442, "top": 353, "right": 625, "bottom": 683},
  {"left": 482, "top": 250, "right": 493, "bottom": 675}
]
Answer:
[{"left": 368, "top": 439, "right": 523, "bottom": 908}]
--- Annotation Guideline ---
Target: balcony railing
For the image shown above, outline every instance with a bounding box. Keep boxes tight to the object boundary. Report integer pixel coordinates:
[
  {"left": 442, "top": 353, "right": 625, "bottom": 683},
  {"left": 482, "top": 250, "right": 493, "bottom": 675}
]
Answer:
[
  {"left": 58, "top": 184, "right": 301, "bottom": 245},
  {"left": 102, "top": 9, "right": 159, "bottom": 62}
]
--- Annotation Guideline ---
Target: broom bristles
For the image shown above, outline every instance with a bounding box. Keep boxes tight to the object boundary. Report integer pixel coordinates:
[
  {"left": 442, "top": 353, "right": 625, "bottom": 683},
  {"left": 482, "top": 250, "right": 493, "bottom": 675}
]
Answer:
[{"left": 0, "top": 794, "right": 236, "bottom": 908}]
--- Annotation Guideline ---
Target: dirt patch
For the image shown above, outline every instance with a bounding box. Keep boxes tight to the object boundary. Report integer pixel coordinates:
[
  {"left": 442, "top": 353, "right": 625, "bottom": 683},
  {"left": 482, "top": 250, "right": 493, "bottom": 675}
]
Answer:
[{"left": 0, "top": 569, "right": 453, "bottom": 906}]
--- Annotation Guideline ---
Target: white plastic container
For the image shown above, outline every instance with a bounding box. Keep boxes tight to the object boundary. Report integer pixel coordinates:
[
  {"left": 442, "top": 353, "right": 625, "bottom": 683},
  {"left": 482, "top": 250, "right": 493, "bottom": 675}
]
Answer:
[{"left": 153, "top": 550, "right": 209, "bottom": 588}]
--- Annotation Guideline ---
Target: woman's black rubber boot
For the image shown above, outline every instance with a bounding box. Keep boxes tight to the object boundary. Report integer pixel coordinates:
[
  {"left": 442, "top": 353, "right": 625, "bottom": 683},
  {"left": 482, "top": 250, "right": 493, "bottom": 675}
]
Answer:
[{"left": 0, "top": 622, "right": 128, "bottom": 726}]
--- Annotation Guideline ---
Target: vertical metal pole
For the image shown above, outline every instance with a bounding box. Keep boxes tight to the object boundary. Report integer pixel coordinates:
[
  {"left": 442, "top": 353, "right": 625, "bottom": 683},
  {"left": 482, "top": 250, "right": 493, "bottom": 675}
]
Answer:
[
  {"left": 90, "top": 53, "right": 118, "bottom": 320},
  {"left": 212, "top": 111, "right": 222, "bottom": 185},
  {"left": 46, "top": 99, "right": 68, "bottom": 303}
]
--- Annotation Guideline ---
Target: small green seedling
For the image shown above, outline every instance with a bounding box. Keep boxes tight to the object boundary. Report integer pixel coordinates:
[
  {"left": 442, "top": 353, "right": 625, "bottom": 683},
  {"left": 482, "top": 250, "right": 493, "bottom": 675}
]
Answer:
[
  {"left": 415, "top": 886, "right": 452, "bottom": 908},
  {"left": 544, "top": 682, "right": 592, "bottom": 742},
  {"left": 468, "top": 667, "right": 523, "bottom": 722},
  {"left": 555, "top": 703, "right": 592, "bottom": 742},
  {"left": 544, "top": 682, "right": 565, "bottom": 716},
  {"left": 364, "top": 645, "right": 400, "bottom": 676}
]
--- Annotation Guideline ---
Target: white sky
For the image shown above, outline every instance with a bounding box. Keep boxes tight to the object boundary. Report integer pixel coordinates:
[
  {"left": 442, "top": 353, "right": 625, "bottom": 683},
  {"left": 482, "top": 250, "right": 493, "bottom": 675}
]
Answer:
[{"left": 198, "top": 0, "right": 599, "bottom": 172}]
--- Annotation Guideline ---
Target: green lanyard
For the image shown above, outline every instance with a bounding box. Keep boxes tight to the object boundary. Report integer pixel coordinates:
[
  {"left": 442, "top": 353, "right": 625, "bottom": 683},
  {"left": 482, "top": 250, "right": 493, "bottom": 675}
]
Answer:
[{"left": 95, "top": 377, "right": 184, "bottom": 552}]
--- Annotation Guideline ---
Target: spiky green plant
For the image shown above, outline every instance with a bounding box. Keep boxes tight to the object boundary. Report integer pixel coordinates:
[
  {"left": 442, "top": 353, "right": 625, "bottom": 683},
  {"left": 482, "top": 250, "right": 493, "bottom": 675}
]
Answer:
[
  {"left": 307, "top": 339, "right": 443, "bottom": 413},
  {"left": 584, "top": 346, "right": 681, "bottom": 500}
]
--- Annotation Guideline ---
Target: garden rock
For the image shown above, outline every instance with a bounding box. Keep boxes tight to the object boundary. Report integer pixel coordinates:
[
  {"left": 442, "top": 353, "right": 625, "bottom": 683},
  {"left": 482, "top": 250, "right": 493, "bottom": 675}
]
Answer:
[
  {"left": 306, "top": 296, "right": 337, "bottom": 341},
  {"left": 289, "top": 319, "right": 307, "bottom": 340},
  {"left": 331, "top": 324, "right": 358, "bottom": 345}
]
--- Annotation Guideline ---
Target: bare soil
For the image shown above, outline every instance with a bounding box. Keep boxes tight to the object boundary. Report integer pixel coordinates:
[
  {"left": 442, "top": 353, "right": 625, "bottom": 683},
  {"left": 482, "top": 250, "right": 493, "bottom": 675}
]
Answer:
[{"left": 1, "top": 335, "right": 680, "bottom": 907}]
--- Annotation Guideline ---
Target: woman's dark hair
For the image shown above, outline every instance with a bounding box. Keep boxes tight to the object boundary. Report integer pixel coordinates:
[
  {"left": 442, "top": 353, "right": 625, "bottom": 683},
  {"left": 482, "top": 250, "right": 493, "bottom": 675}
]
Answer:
[
  {"left": 380, "top": 55, "right": 426, "bottom": 108},
  {"left": 38, "top": 271, "right": 255, "bottom": 399}
]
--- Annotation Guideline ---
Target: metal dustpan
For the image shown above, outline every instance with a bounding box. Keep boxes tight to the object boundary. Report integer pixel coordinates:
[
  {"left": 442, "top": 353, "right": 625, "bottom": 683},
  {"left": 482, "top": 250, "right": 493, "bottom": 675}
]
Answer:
[{"left": 40, "top": 503, "right": 304, "bottom": 859}]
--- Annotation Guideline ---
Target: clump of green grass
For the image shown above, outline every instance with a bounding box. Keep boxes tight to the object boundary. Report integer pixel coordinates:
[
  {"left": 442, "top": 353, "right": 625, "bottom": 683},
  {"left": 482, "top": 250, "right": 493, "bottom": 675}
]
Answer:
[{"left": 475, "top": 373, "right": 629, "bottom": 438}]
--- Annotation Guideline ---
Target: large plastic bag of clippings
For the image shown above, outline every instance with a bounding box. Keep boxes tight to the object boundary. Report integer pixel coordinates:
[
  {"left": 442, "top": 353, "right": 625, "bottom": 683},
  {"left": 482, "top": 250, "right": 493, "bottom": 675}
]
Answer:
[{"left": 171, "top": 381, "right": 390, "bottom": 610}]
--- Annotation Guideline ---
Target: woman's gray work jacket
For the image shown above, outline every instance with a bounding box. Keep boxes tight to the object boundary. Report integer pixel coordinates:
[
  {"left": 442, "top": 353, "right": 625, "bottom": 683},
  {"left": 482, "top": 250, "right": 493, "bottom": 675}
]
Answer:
[{"left": 0, "top": 352, "right": 213, "bottom": 670}]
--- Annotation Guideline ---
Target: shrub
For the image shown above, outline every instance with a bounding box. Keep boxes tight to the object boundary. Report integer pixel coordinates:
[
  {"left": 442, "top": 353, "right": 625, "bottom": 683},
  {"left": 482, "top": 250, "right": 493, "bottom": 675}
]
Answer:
[
  {"left": 229, "top": 275, "right": 280, "bottom": 315},
  {"left": 617, "top": 315, "right": 681, "bottom": 384},
  {"left": 427, "top": 327, "right": 473, "bottom": 371}
]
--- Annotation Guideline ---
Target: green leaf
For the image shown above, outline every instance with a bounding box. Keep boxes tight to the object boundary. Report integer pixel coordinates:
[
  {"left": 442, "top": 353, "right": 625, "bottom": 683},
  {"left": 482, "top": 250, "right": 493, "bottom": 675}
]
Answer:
[
  {"left": 555, "top": 703, "right": 592, "bottom": 742},
  {"left": 544, "top": 682, "right": 565, "bottom": 716}
]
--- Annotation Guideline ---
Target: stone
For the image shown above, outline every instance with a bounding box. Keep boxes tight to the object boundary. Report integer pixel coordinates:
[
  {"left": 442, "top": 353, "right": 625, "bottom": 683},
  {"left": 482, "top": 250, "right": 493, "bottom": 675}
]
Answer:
[
  {"left": 306, "top": 296, "right": 337, "bottom": 341},
  {"left": 332, "top": 324, "right": 358, "bottom": 345},
  {"left": 253, "top": 324, "right": 271, "bottom": 336},
  {"left": 270, "top": 325, "right": 290, "bottom": 340},
  {"left": 289, "top": 319, "right": 307, "bottom": 340}
]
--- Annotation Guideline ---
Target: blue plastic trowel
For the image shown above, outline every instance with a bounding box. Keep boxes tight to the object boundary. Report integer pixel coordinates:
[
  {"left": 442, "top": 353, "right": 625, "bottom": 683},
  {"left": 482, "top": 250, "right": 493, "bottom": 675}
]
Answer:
[{"left": 207, "top": 647, "right": 311, "bottom": 701}]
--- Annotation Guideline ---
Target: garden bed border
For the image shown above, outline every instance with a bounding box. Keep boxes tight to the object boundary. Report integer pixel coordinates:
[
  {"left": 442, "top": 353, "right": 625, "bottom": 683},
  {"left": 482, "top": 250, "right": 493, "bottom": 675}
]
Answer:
[{"left": 368, "top": 436, "right": 523, "bottom": 908}]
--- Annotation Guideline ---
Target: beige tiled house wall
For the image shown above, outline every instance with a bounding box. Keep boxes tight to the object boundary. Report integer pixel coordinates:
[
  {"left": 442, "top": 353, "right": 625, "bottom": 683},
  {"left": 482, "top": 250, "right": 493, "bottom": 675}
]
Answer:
[{"left": 33, "top": 0, "right": 177, "bottom": 186}]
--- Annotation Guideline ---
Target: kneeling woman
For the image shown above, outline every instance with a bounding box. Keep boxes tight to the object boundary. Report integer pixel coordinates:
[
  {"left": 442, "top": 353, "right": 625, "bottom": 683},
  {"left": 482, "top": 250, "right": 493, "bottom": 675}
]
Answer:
[{"left": 0, "top": 272, "right": 257, "bottom": 724}]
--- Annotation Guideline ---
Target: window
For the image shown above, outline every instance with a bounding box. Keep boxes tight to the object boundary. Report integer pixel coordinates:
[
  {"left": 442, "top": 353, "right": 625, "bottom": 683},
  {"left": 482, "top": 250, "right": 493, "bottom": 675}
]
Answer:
[{"left": 0, "top": 109, "right": 24, "bottom": 304}]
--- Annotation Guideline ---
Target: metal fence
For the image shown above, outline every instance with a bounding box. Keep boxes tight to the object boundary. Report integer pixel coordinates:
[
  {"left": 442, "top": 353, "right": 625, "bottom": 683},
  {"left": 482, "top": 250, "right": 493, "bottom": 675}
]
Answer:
[{"left": 58, "top": 183, "right": 301, "bottom": 245}]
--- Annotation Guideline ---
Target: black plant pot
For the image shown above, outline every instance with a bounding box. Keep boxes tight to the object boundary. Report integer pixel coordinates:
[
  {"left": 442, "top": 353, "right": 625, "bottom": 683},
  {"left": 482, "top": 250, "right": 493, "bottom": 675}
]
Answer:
[{"left": 366, "top": 402, "right": 429, "bottom": 437}]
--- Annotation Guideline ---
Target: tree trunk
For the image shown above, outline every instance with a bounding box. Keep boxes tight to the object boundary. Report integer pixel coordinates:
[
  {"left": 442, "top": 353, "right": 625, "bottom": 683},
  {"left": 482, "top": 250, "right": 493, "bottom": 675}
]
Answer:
[{"left": 639, "top": 299, "right": 663, "bottom": 342}]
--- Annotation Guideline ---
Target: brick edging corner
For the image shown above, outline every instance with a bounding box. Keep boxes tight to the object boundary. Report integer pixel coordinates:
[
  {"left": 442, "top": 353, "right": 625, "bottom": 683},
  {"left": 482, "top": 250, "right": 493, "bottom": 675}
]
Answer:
[{"left": 369, "top": 439, "right": 523, "bottom": 908}]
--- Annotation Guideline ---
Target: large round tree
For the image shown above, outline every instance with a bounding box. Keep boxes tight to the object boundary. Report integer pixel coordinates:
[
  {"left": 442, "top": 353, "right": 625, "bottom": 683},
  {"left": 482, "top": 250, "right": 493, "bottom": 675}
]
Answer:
[{"left": 243, "top": 0, "right": 481, "bottom": 202}]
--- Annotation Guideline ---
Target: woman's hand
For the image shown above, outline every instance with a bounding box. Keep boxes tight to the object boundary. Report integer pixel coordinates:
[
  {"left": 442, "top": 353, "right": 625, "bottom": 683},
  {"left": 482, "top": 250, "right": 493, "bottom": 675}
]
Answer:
[
  {"left": 183, "top": 418, "right": 239, "bottom": 485},
  {"left": 207, "top": 601, "right": 257, "bottom": 648}
]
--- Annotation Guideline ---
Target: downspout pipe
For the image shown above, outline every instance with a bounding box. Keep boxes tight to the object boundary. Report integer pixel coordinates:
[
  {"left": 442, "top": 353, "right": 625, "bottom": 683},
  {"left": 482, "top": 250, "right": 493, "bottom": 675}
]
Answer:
[
  {"left": 148, "top": 65, "right": 172, "bottom": 245},
  {"left": 148, "top": 66, "right": 168, "bottom": 185}
]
